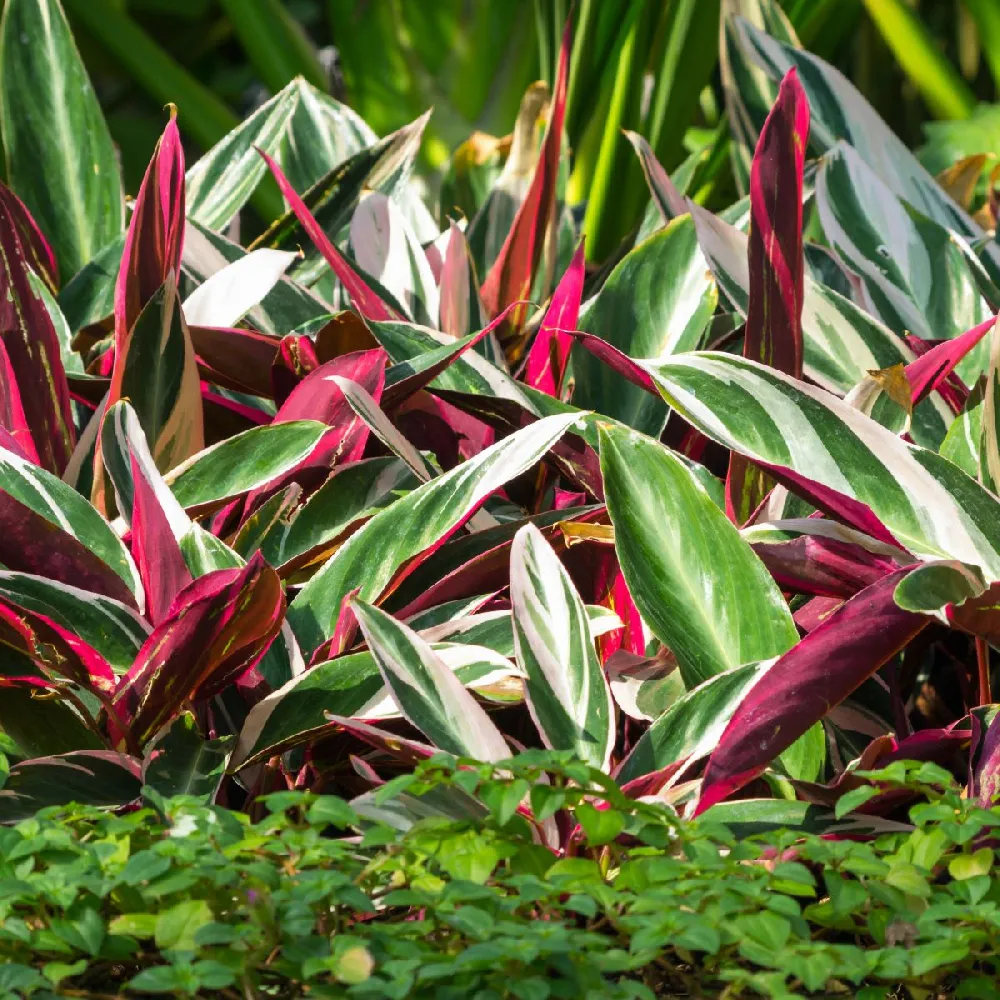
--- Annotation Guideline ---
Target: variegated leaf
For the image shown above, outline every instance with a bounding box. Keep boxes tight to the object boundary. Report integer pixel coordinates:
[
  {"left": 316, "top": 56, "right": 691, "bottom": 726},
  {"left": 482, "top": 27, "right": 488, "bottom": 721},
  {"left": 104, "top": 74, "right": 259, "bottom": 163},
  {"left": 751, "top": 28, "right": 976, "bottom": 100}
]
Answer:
[
  {"left": 353, "top": 600, "right": 510, "bottom": 761},
  {"left": 572, "top": 216, "right": 717, "bottom": 436},
  {"left": 600, "top": 423, "right": 798, "bottom": 688},
  {"left": 287, "top": 413, "right": 581, "bottom": 655},
  {"left": 510, "top": 524, "right": 615, "bottom": 769},
  {"left": 644, "top": 352, "right": 1000, "bottom": 578},
  {"left": 182, "top": 249, "right": 298, "bottom": 328},
  {"left": 0, "top": 0, "right": 123, "bottom": 276}
]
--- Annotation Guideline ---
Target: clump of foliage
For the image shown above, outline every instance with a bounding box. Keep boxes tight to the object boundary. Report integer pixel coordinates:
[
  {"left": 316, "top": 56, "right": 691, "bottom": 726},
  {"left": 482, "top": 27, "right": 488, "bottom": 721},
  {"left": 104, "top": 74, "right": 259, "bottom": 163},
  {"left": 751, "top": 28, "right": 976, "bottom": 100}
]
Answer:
[
  {"left": 3, "top": 0, "right": 1000, "bottom": 884},
  {"left": 3, "top": 754, "right": 1000, "bottom": 1000}
]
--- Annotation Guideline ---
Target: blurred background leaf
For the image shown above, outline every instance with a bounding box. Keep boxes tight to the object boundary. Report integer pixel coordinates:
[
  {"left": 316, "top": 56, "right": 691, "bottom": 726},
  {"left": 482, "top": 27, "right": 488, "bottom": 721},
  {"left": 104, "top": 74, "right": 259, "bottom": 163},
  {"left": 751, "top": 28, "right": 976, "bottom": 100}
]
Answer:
[{"left": 8, "top": 0, "right": 1000, "bottom": 258}]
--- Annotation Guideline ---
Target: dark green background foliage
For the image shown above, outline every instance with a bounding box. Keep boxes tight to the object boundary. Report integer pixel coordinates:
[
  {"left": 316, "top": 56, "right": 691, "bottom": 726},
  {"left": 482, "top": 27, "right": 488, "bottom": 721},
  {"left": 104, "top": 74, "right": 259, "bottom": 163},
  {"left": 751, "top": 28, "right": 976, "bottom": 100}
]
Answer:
[{"left": 39, "top": 0, "right": 1000, "bottom": 251}]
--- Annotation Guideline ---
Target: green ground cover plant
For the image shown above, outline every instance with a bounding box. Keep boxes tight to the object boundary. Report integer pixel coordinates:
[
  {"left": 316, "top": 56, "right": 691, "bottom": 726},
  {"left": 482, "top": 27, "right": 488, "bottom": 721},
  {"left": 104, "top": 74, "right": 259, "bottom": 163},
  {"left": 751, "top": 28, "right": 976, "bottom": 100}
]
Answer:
[
  {"left": 4, "top": 754, "right": 1000, "bottom": 999},
  {"left": 4, "top": 0, "right": 1000, "bottom": 994}
]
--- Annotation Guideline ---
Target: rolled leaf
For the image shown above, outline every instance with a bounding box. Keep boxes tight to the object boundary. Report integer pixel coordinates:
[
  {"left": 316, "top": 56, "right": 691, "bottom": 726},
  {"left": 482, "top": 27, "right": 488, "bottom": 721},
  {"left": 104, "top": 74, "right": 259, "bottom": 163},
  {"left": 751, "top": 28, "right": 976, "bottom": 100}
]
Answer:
[
  {"left": 510, "top": 524, "right": 615, "bottom": 769},
  {"left": 479, "top": 20, "right": 569, "bottom": 337},
  {"left": 439, "top": 222, "right": 486, "bottom": 339},
  {"left": 114, "top": 113, "right": 185, "bottom": 346},
  {"left": 906, "top": 317, "right": 994, "bottom": 407},
  {"left": 524, "top": 241, "right": 585, "bottom": 398},
  {"left": 623, "top": 130, "right": 688, "bottom": 223},
  {"left": 981, "top": 316, "right": 1000, "bottom": 492},
  {"left": 728, "top": 67, "right": 808, "bottom": 524}
]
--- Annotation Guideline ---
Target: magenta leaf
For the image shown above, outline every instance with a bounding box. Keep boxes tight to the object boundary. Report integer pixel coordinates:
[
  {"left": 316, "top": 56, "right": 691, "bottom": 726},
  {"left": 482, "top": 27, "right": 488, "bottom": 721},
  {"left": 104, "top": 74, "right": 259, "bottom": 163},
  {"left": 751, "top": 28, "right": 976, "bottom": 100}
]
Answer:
[
  {"left": 524, "top": 241, "right": 585, "bottom": 397},
  {"left": 114, "top": 553, "right": 285, "bottom": 747},
  {"left": 697, "top": 567, "right": 929, "bottom": 813}
]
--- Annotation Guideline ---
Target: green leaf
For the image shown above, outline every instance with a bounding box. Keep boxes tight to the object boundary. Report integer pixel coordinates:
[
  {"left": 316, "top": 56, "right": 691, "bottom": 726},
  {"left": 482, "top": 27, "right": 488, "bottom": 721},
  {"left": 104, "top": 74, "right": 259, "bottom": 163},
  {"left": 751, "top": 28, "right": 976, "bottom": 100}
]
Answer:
[
  {"left": 154, "top": 899, "right": 212, "bottom": 951},
  {"left": 572, "top": 217, "right": 717, "bottom": 435},
  {"left": 109, "top": 913, "right": 158, "bottom": 939},
  {"left": 600, "top": 423, "right": 797, "bottom": 688},
  {"left": 353, "top": 601, "right": 510, "bottom": 761},
  {"left": 164, "top": 420, "right": 327, "bottom": 512},
  {"left": 185, "top": 78, "right": 376, "bottom": 232},
  {"left": 949, "top": 848, "right": 994, "bottom": 881},
  {"left": 185, "top": 84, "right": 299, "bottom": 230},
  {"left": 510, "top": 524, "right": 615, "bottom": 769},
  {"left": 261, "top": 458, "right": 420, "bottom": 572},
  {"left": 834, "top": 784, "right": 880, "bottom": 819},
  {"left": 575, "top": 801, "right": 625, "bottom": 845},
  {"left": 0, "top": 686, "right": 103, "bottom": 758},
  {"left": 0, "top": 0, "right": 123, "bottom": 277},
  {"left": 981, "top": 317, "right": 1000, "bottom": 492},
  {"left": 287, "top": 413, "right": 580, "bottom": 655},
  {"left": 892, "top": 560, "right": 987, "bottom": 623},
  {"left": 220, "top": 0, "right": 326, "bottom": 95},
  {"left": 57, "top": 232, "right": 124, "bottom": 330},
  {"left": 142, "top": 713, "right": 231, "bottom": 803},
  {"left": 860, "top": 0, "right": 976, "bottom": 121}
]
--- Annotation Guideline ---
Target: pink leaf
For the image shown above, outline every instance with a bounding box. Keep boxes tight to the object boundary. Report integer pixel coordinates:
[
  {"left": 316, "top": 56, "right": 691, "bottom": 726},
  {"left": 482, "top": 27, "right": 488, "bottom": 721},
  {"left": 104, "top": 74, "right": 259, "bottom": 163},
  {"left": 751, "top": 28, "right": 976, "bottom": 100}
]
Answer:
[
  {"left": 114, "top": 553, "right": 285, "bottom": 747},
  {"left": 727, "top": 68, "right": 809, "bottom": 524},
  {"left": 259, "top": 149, "right": 400, "bottom": 322},
  {"left": 524, "top": 241, "right": 585, "bottom": 397},
  {"left": 479, "top": 19, "right": 570, "bottom": 335},
  {"left": 696, "top": 568, "right": 928, "bottom": 813}
]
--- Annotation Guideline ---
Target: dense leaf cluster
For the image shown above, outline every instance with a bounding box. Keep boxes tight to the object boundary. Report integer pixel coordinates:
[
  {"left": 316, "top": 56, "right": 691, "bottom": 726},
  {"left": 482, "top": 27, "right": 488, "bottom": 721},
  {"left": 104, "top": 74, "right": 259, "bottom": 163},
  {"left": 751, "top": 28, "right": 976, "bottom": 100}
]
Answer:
[
  {"left": 2, "top": 755, "right": 1000, "bottom": 1000},
  {"left": 6, "top": 0, "right": 1000, "bottom": 926}
]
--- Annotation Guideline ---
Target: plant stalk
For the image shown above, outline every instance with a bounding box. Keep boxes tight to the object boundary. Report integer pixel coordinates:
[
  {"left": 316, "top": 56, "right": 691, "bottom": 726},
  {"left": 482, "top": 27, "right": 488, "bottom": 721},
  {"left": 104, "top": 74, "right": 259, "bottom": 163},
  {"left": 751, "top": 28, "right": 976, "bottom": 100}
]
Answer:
[{"left": 978, "top": 636, "right": 992, "bottom": 706}]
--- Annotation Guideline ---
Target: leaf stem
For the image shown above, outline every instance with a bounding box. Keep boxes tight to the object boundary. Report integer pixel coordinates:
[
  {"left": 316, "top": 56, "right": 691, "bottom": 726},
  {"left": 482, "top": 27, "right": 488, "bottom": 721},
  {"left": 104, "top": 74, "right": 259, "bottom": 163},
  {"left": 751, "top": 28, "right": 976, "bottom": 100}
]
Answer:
[{"left": 977, "top": 636, "right": 992, "bottom": 706}]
